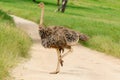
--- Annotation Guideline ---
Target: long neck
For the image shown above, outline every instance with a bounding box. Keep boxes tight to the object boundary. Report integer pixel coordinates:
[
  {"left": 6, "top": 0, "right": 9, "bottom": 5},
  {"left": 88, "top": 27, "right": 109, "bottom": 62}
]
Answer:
[{"left": 40, "top": 7, "right": 44, "bottom": 25}]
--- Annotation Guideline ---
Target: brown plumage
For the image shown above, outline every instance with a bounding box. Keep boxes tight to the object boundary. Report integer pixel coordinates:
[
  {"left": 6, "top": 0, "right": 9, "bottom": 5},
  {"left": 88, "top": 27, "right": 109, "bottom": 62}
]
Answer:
[{"left": 38, "top": 2, "right": 89, "bottom": 74}]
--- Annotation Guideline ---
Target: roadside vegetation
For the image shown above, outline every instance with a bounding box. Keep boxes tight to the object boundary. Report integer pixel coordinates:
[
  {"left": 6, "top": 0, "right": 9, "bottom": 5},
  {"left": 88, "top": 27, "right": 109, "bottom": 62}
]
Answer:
[
  {"left": 0, "top": 0, "right": 120, "bottom": 73},
  {"left": 0, "top": 10, "right": 31, "bottom": 80}
]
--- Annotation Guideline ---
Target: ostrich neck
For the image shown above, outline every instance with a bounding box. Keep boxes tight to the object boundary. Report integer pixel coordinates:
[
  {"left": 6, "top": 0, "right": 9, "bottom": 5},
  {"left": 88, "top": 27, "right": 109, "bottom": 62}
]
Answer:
[{"left": 40, "top": 7, "right": 44, "bottom": 25}]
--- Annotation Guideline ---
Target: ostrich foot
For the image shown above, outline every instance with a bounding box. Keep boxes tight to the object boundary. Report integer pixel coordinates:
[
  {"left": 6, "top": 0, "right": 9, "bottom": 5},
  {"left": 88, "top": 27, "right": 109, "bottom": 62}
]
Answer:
[{"left": 50, "top": 71, "right": 59, "bottom": 74}]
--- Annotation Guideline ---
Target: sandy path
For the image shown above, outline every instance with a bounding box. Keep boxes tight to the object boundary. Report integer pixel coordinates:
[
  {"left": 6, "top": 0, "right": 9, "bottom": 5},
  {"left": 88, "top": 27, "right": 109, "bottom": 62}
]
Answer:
[{"left": 11, "top": 15, "right": 120, "bottom": 80}]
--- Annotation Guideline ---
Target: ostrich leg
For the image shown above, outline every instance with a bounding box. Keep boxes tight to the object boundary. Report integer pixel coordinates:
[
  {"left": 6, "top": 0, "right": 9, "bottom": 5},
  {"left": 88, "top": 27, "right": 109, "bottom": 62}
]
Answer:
[
  {"left": 61, "top": 48, "right": 73, "bottom": 58},
  {"left": 57, "top": 0, "right": 60, "bottom": 6},
  {"left": 61, "top": 0, "right": 68, "bottom": 12},
  {"left": 50, "top": 49, "right": 62, "bottom": 74}
]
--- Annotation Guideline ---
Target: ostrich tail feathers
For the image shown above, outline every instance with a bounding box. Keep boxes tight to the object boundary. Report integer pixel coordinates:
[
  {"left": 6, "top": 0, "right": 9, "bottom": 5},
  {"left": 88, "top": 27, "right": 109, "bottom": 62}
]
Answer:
[{"left": 79, "top": 34, "right": 89, "bottom": 41}]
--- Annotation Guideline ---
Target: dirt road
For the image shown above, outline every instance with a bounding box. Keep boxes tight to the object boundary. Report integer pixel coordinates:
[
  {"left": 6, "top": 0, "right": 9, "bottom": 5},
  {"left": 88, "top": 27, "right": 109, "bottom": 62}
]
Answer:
[{"left": 11, "top": 15, "right": 120, "bottom": 80}]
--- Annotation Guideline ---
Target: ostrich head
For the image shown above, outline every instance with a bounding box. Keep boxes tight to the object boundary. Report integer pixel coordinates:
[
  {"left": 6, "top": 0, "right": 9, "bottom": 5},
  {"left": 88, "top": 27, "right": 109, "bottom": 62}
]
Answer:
[{"left": 38, "top": 2, "right": 44, "bottom": 8}]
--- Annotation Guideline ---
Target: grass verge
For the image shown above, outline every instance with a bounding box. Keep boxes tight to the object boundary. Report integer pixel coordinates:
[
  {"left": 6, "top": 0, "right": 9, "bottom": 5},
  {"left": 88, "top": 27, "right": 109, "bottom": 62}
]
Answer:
[{"left": 0, "top": 10, "right": 31, "bottom": 80}]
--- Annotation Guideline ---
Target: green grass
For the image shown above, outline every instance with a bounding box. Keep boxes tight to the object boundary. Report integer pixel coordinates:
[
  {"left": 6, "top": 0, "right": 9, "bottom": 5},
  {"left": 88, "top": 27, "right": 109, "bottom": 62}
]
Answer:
[
  {"left": 0, "top": 10, "right": 31, "bottom": 80},
  {"left": 0, "top": 0, "right": 120, "bottom": 58}
]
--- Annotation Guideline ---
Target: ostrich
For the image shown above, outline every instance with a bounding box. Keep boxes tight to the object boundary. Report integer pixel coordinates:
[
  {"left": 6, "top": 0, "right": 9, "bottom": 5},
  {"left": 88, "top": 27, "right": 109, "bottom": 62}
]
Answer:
[{"left": 38, "top": 2, "right": 89, "bottom": 74}]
